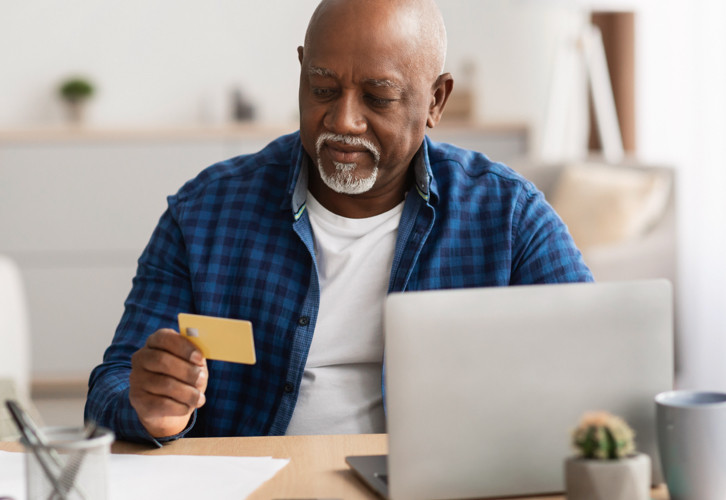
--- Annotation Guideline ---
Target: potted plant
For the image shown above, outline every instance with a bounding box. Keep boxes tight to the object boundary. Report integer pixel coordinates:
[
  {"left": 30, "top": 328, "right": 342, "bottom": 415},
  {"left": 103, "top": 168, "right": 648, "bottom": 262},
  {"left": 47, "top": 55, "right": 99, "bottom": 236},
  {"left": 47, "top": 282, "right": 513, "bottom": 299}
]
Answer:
[
  {"left": 58, "top": 77, "right": 95, "bottom": 124},
  {"left": 565, "top": 411, "right": 651, "bottom": 500}
]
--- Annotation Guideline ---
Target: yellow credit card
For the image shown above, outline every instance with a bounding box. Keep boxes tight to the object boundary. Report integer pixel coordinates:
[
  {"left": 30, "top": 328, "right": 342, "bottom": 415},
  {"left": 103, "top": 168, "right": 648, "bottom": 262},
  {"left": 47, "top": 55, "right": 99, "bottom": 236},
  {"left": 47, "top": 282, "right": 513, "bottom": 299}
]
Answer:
[{"left": 178, "top": 313, "right": 256, "bottom": 365}]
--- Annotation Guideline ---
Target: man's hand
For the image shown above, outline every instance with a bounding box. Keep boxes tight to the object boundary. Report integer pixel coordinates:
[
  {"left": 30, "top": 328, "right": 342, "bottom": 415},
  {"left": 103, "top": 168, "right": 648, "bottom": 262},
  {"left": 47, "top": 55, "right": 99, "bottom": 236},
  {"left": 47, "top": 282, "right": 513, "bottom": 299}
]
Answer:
[{"left": 129, "top": 328, "right": 208, "bottom": 438}]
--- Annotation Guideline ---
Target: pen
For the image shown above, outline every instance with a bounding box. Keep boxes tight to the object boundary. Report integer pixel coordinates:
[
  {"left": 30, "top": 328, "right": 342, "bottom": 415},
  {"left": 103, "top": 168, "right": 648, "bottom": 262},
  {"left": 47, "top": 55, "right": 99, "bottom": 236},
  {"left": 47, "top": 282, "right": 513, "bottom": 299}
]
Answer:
[{"left": 4, "top": 400, "right": 68, "bottom": 500}]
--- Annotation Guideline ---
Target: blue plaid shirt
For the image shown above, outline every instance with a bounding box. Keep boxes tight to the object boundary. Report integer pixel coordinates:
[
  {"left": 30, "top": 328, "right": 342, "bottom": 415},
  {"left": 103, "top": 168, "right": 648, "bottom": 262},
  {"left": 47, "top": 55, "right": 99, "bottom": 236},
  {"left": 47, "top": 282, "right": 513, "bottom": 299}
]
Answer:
[{"left": 85, "top": 131, "right": 592, "bottom": 445}]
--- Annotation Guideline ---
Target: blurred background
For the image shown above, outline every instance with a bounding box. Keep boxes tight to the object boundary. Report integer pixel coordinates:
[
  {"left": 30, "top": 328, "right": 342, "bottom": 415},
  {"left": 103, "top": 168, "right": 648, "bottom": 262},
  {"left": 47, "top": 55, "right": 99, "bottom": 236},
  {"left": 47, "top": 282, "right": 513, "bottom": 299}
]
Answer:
[{"left": 1, "top": 0, "right": 724, "bottom": 427}]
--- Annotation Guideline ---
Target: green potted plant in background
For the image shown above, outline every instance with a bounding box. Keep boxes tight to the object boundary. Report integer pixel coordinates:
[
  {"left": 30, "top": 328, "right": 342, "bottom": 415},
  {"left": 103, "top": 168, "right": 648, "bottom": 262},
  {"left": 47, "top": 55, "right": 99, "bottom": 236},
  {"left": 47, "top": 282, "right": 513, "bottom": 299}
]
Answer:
[
  {"left": 565, "top": 411, "right": 651, "bottom": 500},
  {"left": 58, "top": 77, "right": 95, "bottom": 124}
]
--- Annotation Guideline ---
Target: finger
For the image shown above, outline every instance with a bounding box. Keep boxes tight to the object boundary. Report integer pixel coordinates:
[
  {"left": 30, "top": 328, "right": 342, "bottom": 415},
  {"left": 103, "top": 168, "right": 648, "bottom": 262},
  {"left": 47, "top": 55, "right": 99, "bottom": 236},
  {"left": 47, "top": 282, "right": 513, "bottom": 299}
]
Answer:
[
  {"left": 130, "top": 390, "right": 197, "bottom": 419},
  {"left": 133, "top": 343, "right": 205, "bottom": 388},
  {"left": 146, "top": 329, "right": 204, "bottom": 366},
  {"left": 131, "top": 368, "right": 205, "bottom": 410},
  {"left": 194, "top": 358, "right": 208, "bottom": 394}
]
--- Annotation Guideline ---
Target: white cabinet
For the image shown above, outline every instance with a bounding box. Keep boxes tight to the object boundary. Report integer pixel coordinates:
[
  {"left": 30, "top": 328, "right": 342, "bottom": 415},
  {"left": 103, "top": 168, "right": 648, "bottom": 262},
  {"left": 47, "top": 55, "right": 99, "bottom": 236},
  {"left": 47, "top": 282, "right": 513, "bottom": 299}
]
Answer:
[
  {"left": 0, "top": 124, "right": 527, "bottom": 382},
  {"left": 0, "top": 128, "right": 282, "bottom": 382}
]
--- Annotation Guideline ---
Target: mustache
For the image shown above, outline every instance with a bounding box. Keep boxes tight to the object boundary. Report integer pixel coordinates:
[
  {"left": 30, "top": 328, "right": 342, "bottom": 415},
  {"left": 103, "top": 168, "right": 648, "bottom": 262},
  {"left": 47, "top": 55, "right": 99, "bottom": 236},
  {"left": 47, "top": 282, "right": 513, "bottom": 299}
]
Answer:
[{"left": 315, "top": 132, "right": 381, "bottom": 164}]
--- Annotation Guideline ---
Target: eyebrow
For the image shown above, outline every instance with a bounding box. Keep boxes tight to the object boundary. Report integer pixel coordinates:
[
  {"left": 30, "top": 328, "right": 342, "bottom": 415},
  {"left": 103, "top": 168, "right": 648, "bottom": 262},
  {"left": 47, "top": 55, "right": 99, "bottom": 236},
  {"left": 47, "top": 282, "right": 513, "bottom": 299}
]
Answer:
[
  {"left": 308, "top": 66, "right": 337, "bottom": 78},
  {"left": 365, "top": 78, "right": 404, "bottom": 93},
  {"left": 307, "top": 66, "right": 404, "bottom": 93}
]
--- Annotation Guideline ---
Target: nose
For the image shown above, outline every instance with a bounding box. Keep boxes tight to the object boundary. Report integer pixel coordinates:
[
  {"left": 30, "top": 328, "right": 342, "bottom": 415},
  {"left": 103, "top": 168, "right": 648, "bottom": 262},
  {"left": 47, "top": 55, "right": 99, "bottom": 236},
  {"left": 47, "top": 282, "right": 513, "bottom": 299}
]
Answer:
[{"left": 323, "top": 92, "right": 367, "bottom": 136}]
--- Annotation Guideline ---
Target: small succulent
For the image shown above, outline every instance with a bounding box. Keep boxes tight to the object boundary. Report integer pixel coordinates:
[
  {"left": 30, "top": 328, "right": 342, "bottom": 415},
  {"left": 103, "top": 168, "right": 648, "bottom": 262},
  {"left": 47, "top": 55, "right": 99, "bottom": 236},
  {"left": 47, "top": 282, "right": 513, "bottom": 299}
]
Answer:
[
  {"left": 59, "top": 77, "right": 95, "bottom": 104},
  {"left": 572, "top": 411, "right": 636, "bottom": 460}
]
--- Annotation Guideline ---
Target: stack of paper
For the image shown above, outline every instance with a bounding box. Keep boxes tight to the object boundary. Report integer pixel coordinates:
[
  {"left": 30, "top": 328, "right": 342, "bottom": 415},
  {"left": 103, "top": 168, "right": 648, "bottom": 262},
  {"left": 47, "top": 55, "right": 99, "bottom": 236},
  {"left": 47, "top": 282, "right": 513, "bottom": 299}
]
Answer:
[{"left": 0, "top": 450, "right": 289, "bottom": 499}]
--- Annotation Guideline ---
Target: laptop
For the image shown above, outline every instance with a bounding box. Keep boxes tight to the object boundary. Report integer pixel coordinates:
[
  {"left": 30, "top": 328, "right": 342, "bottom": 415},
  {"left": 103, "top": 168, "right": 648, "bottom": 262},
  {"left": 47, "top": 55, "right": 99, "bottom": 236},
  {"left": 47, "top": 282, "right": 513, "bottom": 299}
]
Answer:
[{"left": 347, "top": 280, "right": 673, "bottom": 499}]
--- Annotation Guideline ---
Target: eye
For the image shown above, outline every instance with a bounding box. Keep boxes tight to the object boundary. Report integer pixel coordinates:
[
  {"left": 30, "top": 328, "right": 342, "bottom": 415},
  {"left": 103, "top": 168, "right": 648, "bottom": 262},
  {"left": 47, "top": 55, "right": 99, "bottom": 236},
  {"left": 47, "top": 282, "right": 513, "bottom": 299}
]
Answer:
[
  {"left": 312, "top": 87, "right": 336, "bottom": 100},
  {"left": 365, "top": 94, "right": 395, "bottom": 108}
]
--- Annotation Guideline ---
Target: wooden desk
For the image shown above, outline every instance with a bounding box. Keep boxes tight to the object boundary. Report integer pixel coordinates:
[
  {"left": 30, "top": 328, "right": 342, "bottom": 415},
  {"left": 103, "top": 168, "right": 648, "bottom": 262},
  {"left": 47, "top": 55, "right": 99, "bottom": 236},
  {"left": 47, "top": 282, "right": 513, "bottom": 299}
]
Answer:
[{"left": 0, "top": 434, "right": 669, "bottom": 499}]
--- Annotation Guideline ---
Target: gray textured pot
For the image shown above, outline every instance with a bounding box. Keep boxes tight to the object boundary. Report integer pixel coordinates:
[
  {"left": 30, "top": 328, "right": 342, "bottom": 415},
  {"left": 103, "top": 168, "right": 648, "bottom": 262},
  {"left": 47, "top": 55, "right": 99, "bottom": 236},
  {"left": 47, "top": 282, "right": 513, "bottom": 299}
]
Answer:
[{"left": 565, "top": 453, "right": 651, "bottom": 500}]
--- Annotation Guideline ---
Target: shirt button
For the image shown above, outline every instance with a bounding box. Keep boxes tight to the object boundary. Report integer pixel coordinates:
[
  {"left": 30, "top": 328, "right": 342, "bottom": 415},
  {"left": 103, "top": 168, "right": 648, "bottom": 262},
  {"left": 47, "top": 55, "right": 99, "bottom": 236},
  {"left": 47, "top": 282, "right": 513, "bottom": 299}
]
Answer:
[
  {"left": 297, "top": 316, "right": 310, "bottom": 326},
  {"left": 284, "top": 382, "right": 295, "bottom": 393}
]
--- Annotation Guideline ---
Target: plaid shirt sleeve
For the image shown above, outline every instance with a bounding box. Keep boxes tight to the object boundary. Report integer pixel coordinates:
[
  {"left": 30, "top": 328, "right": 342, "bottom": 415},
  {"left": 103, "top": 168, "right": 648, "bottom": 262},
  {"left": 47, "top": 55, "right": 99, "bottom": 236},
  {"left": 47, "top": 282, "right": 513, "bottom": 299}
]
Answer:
[
  {"left": 509, "top": 184, "right": 592, "bottom": 284},
  {"left": 392, "top": 138, "right": 592, "bottom": 291},
  {"left": 84, "top": 203, "right": 199, "bottom": 445},
  {"left": 85, "top": 133, "right": 310, "bottom": 444}
]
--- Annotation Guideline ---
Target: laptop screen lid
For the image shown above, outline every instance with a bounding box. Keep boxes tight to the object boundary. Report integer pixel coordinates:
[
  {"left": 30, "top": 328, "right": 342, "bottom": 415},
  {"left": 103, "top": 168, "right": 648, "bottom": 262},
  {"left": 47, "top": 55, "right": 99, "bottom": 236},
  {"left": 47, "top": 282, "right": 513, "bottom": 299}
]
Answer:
[{"left": 383, "top": 280, "right": 673, "bottom": 500}]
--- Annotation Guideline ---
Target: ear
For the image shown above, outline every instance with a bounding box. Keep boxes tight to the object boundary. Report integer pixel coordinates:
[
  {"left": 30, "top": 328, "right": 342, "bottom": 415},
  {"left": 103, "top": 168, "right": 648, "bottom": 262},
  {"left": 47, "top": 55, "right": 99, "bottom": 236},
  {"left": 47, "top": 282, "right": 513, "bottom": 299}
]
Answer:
[
  {"left": 297, "top": 46, "right": 304, "bottom": 65},
  {"left": 426, "top": 73, "right": 454, "bottom": 128}
]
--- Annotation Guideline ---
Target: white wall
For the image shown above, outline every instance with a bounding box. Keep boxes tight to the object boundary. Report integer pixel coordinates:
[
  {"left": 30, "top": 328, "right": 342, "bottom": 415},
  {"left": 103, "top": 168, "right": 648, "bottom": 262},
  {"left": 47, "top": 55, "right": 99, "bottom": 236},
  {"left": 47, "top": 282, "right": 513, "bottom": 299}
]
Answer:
[
  {"left": 1, "top": 1, "right": 319, "bottom": 126},
  {"left": 635, "top": 0, "right": 726, "bottom": 391},
  {"left": 1, "top": 0, "right": 580, "bottom": 138}
]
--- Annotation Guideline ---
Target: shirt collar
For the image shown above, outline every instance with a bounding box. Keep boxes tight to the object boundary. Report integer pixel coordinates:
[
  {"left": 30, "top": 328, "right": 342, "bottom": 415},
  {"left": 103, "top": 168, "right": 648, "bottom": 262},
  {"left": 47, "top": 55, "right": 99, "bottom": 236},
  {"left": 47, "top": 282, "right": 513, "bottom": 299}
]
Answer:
[
  {"left": 413, "top": 137, "right": 438, "bottom": 204},
  {"left": 285, "top": 132, "right": 438, "bottom": 219},
  {"left": 285, "top": 132, "right": 308, "bottom": 219}
]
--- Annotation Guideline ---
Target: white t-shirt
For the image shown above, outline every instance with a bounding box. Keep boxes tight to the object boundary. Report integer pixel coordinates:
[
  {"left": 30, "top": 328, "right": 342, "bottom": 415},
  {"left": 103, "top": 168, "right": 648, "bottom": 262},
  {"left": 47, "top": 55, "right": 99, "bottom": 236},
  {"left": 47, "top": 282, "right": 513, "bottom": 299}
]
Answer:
[{"left": 284, "top": 192, "right": 404, "bottom": 435}]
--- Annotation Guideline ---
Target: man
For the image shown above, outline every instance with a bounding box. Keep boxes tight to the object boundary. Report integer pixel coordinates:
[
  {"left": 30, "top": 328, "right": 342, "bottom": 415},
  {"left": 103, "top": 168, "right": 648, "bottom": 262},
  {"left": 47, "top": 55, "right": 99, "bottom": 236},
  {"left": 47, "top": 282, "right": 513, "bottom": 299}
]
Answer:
[{"left": 86, "top": 0, "right": 592, "bottom": 445}]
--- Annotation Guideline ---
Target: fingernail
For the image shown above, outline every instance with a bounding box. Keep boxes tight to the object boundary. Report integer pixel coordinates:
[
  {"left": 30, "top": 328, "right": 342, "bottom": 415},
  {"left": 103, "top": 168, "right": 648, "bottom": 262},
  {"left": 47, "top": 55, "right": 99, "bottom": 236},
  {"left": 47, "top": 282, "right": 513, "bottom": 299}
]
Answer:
[
  {"left": 197, "top": 392, "right": 206, "bottom": 407},
  {"left": 196, "top": 369, "right": 207, "bottom": 384},
  {"left": 190, "top": 351, "right": 203, "bottom": 364}
]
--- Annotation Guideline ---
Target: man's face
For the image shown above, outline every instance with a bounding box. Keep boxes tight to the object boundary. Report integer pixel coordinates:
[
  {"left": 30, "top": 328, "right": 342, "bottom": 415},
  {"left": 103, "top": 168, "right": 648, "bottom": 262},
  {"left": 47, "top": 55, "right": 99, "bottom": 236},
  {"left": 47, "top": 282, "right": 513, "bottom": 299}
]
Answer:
[{"left": 298, "top": 8, "right": 435, "bottom": 199}]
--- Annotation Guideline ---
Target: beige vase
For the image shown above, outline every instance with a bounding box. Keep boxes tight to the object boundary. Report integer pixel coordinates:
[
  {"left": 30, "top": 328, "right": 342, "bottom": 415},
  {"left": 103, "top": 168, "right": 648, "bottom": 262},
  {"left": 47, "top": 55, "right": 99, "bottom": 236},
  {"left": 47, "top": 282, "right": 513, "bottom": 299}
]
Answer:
[
  {"left": 565, "top": 453, "right": 651, "bottom": 500},
  {"left": 65, "top": 100, "right": 87, "bottom": 125}
]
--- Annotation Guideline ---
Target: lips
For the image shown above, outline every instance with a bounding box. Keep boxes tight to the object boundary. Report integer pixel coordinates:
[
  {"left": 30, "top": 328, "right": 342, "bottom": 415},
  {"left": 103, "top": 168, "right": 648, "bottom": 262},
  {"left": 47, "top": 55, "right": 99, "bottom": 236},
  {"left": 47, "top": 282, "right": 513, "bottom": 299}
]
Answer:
[
  {"left": 324, "top": 142, "right": 370, "bottom": 164},
  {"left": 314, "top": 132, "right": 381, "bottom": 168}
]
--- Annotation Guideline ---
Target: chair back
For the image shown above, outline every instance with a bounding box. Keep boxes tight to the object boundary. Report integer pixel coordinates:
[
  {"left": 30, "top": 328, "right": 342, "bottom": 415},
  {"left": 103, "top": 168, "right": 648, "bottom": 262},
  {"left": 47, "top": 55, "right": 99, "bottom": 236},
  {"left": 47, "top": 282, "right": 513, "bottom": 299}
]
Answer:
[{"left": 0, "top": 255, "right": 31, "bottom": 402}]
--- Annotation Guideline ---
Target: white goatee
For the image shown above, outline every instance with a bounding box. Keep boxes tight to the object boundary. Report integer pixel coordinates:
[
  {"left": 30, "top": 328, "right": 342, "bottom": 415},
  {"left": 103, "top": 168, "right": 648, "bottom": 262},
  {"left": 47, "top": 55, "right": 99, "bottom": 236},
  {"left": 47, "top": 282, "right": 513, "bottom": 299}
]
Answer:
[{"left": 314, "top": 132, "right": 380, "bottom": 195}]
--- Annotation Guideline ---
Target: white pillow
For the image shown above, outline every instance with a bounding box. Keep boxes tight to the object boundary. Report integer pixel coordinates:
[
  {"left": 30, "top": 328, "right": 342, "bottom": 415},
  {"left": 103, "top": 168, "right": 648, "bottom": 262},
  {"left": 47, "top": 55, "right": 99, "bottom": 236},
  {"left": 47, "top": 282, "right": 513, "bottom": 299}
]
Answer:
[{"left": 549, "top": 163, "right": 672, "bottom": 250}]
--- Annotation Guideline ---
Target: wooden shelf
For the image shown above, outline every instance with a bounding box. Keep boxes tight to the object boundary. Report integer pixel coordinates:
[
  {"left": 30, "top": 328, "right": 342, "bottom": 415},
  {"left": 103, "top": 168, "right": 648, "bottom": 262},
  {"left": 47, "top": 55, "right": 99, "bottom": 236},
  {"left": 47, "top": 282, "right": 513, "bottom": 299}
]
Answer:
[
  {"left": 32, "top": 377, "right": 88, "bottom": 398},
  {"left": 0, "top": 123, "right": 296, "bottom": 144},
  {"left": 0, "top": 121, "right": 528, "bottom": 144}
]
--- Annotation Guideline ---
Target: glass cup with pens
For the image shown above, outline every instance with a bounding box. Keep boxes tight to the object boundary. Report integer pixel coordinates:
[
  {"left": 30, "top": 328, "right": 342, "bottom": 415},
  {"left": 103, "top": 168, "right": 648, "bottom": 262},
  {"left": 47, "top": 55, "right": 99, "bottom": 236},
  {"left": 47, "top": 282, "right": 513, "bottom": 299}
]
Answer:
[{"left": 5, "top": 400, "right": 114, "bottom": 500}]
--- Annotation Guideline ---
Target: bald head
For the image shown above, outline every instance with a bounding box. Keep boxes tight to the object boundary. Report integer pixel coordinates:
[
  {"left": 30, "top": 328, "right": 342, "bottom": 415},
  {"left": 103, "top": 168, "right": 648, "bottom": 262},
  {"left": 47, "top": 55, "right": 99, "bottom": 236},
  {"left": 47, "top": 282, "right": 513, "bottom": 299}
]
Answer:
[
  {"left": 304, "top": 0, "right": 447, "bottom": 79},
  {"left": 297, "top": 0, "right": 454, "bottom": 215}
]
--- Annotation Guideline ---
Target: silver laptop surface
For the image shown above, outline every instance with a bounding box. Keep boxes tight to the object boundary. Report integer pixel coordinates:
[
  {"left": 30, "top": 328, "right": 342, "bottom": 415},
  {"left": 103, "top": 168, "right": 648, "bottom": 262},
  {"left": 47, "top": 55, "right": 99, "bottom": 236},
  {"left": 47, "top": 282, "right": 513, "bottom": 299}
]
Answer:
[{"left": 348, "top": 280, "right": 673, "bottom": 500}]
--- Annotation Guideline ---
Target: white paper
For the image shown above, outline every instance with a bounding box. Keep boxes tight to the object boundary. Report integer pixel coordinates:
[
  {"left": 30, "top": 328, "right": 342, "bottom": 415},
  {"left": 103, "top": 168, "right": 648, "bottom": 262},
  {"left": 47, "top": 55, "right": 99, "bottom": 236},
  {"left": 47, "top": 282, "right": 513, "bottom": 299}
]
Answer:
[
  {"left": 0, "top": 450, "right": 24, "bottom": 497},
  {"left": 0, "top": 450, "right": 289, "bottom": 499}
]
